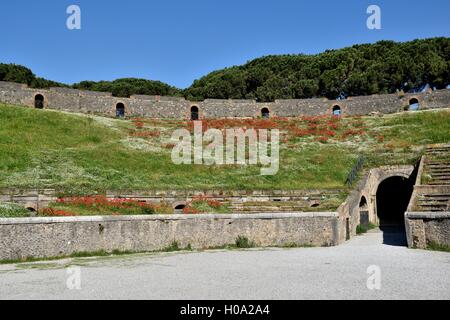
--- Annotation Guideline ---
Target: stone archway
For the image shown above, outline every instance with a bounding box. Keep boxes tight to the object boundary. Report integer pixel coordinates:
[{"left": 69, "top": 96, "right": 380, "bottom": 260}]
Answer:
[
  {"left": 359, "top": 196, "right": 369, "bottom": 226},
  {"left": 34, "top": 94, "right": 44, "bottom": 109},
  {"left": 261, "top": 107, "right": 270, "bottom": 119},
  {"left": 116, "top": 103, "right": 125, "bottom": 118},
  {"left": 173, "top": 202, "right": 186, "bottom": 214},
  {"left": 332, "top": 105, "right": 342, "bottom": 116},
  {"left": 376, "top": 176, "right": 414, "bottom": 227},
  {"left": 408, "top": 98, "right": 420, "bottom": 111},
  {"left": 375, "top": 175, "right": 414, "bottom": 246},
  {"left": 191, "top": 106, "right": 199, "bottom": 121}
]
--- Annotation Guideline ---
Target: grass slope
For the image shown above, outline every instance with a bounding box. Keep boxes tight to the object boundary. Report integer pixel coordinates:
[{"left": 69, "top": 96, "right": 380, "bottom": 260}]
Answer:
[{"left": 0, "top": 103, "right": 449, "bottom": 195}]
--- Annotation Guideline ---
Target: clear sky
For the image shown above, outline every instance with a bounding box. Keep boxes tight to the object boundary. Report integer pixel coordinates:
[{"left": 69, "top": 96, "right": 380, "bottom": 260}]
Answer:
[{"left": 0, "top": 0, "right": 449, "bottom": 88}]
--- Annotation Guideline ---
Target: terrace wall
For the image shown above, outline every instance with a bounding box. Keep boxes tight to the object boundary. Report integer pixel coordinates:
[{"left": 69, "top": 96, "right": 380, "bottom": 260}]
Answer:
[
  {"left": 0, "top": 188, "right": 343, "bottom": 213},
  {"left": 405, "top": 212, "right": 450, "bottom": 249},
  {"left": 0, "top": 213, "right": 338, "bottom": 261},
  {"left": 1, "top": 81, "right": 448, "bottom": 119}
]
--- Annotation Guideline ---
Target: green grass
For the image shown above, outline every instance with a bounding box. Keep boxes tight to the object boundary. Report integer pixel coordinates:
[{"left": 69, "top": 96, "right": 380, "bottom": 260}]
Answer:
[
  {"left": 0, "top": 239, "right": 318, "bottom": 265},
  {"left": 0, "top": 249, "right": 135, "bottom": 265},
  {"left": 356, "top": 223, "right": 378, "bottom": 235},
  {"left": 44, "top": 201, "right": 173, "bottom": 216},
  {"left": 0, "top": 202, "right": 31, "bottom": 218},
  {"left": 427, "top": 242, "right": 450, "bottom": 253},
  {"left": 235, "top": 236, "right": 255, "bottom": 248},
  {"left": 0, "top": 104, "right": 449, "bottom": 194}
]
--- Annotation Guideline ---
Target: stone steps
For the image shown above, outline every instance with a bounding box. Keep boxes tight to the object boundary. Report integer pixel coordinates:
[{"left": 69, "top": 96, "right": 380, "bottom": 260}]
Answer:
[
  {"left": 423, "top": 145, "right": 450, "bottom": 186},
  {"left": 429, "top": 170, "right": 450, "bottom": 174},
  {"left": 414, "top": 144, "right": 450, "bottom": 211},
  {"left": 415, "top": 195, "right": 450, "bottom": 211}
]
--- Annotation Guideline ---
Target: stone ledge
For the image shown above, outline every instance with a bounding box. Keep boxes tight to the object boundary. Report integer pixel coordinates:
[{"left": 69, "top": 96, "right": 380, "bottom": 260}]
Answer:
[
  {"left": 0, "top": 212, "right": 338, "bottom": 225},
  {"left": 405, "top": 211, "right": 450, "bottom": 219}
]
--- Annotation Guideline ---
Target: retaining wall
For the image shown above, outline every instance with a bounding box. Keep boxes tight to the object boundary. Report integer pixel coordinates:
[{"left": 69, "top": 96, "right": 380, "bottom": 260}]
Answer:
[
  {"left": 1, "top": 81, "right": 448, "bottom": 119},
  {"left": 405, "top": 212, "right": 450, "bottom": 249},
  {"left": 0, "top": 213, "right": 339, "bottom": 261}
]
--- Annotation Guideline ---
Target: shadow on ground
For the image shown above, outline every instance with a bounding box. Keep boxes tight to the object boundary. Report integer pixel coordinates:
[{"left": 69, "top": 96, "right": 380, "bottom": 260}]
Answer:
[{"left": 379, "top": 225, "right": 407, "bottom": 247}]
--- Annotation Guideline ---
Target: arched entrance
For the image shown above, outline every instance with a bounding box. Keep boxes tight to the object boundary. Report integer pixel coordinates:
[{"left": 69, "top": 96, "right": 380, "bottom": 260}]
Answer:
[
  {"left": 359, "top": 196, "right": 369, "bottom": 226},
  {"left": 376, "top": 176, "right": 413, "bottom": 227},
  {"left": 116, "top": 103, "right": 125, "bottom": 118},
  {"left": 261, "top": 108, "right": 270, "bottom": 119},
  {"left": 34, "top": 94, "right": 44, "bottom": 109},
  {"left": 408, "top": 98, "right": 420, "bottom": 111},
  {"left": 174, "top": 203, "right": 186, "bottom": 214},
  {"left": 332, "top": 105, "right": 342, "bottom": 116},
  {"left": 376, "top": 176, "right": 414, "bottom": 245},
  {"left": 191, "top": 106, "right": 199, "bottom": 121}
]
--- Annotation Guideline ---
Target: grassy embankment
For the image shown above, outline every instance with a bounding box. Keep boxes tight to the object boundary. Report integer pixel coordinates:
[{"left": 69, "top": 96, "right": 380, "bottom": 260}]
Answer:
[{"left": 0, "top": 103, "right": 449, "bottom": 216}]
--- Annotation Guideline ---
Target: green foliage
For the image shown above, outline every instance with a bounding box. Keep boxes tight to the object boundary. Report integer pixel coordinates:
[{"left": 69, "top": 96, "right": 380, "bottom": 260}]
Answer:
[
  {"left": 356, "top": 223, "right": 377, "bottom": 235},
  {"left": 0, "top": 103, "right": 449, "bottom": 194},
  {"left": 2, "top": 38, "right": 448, "bottom": 100},
  {"left": 161, "top": 241, "right": 190, "bottom": 252},
  {"left": 72, "top": 78, "right": 182, "bottom": 98},
  {"left": 185, "top": 38, "right": 450, "bottom": 101},
  {"left": 0, "top": 63, "right": 65, "bottom": 88},
  {"left": 426, "top": 242, "right": 450, "bottom": 252},
  {"left": 0, "top": 202, "right": 30, "bottom": 218},
  {"left": 235, "top": 236, "right": 254, "bottom": 248},
  {"left": 0, "top": 65, "right": 179, "bottom": 97}
]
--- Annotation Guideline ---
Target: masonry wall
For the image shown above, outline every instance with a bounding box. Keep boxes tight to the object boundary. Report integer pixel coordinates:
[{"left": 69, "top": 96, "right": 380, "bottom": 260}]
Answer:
[
  {"left": 0, "top": 213, "right": 338, "bottom": 260},
  {"left": 1, "top": 81, "right": 449, "bottom": 119},
  {"left": 405, "top": 212, "right": 450, "bottom": 249},
  {"left": 0, "top": 188, "right": 342, "bottom": 213}
]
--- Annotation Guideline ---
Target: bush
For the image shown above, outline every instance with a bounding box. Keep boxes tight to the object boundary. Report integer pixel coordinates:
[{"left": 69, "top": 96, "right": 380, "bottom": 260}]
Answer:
[
  {"left": 356, "top": 223, "right": 377, "bottom": 234},
  {"left": 0, "top": 202, "right": 30, "bottom": 218},
  {"left": 235, "top": 236, "right": 254, "bottom": 248}
]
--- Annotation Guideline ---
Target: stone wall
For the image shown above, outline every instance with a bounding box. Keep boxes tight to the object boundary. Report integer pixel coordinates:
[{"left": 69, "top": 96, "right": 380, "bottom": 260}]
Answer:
[
  {"left": 1, "top": 81, "right": 449, "bottom": 119},
  {"left": 0, "top": 188, "right": 343, "bottom": 213},
  {"left": 0, "top": 213, "right": 338, "bottom": 261},
  {"left": 405, "top": 212, "right": 450, "bottom": 249}
]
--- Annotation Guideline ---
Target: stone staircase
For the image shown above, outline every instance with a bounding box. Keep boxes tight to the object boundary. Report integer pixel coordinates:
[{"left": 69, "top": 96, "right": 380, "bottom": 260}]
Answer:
[
  {"left": 423, "top": 144, "right": 450, "bottom": 185},
  {"left": 414, "top": 191, "right": 450, "bottom": 212},
  {"left": 412, "top": 144, "right": 450, "bottom": 212}
]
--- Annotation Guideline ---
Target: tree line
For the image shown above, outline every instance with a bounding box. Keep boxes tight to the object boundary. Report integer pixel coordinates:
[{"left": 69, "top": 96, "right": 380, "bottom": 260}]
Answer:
[{"left": 1, "top": 37, "right": 449, "bottom": 101}]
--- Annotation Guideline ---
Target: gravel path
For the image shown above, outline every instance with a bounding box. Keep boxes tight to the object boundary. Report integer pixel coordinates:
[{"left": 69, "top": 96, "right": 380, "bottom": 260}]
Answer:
[{"left": 1, "top": 229, "right": 449, "bottom": 300}]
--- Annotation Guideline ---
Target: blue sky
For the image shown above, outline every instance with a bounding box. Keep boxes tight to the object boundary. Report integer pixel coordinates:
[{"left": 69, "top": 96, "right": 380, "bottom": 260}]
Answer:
[{"left": 0, "top": 0, "right": 449, "bottom": 88}]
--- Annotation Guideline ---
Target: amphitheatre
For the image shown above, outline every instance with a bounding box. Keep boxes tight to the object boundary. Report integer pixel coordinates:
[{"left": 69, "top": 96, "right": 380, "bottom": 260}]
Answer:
[{"left": 0, "top": 79, "right": 449, "bottom": 261}]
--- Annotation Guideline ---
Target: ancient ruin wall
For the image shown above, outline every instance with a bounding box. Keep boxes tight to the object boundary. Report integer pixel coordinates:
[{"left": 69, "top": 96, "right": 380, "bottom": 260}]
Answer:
[
  {"left": 405, "top": 212, "right": 450, "bottom": 249},
  {"left": 1, "top": 81, "right": 449, "bottom": 119},
  {"left": 0, "top": 213, "right": 338, "bottom": 261}
]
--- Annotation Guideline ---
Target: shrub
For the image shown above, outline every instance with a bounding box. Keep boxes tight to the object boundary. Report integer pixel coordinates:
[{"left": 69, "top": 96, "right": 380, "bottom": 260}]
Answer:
[
  {"left": 427, "top": 242, "right": 450, "bottom": 253},
  {"left": 39, "top": 208, "right": 77, "bottom": 217},
  {"left": 183, "top": 196, "right": 229, "bottom": 214},
  {"left": 0, "top": 202, "right": 30, "bottom": 218},
  {"left": 49, "top": 196, "right": 166, "bottom": 215},
  {"left": 235, "top": 236, "right": 254, "bottom": 248},
  {"left": 356, "top": 223, "right": 377, "bottom": 234}
]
